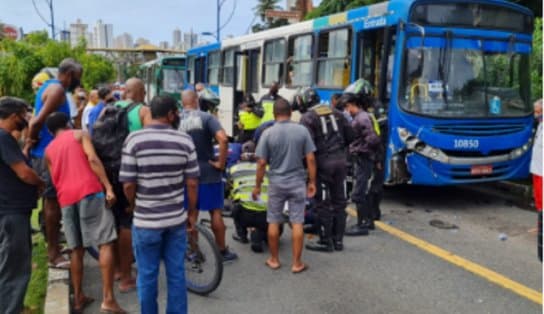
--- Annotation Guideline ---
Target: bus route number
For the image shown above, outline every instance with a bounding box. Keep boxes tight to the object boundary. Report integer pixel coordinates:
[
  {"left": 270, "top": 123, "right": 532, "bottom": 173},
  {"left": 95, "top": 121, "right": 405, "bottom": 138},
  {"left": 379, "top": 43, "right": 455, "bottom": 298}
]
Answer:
[{"left": 454, "top": 139, "right": 479, "bottom": 149}]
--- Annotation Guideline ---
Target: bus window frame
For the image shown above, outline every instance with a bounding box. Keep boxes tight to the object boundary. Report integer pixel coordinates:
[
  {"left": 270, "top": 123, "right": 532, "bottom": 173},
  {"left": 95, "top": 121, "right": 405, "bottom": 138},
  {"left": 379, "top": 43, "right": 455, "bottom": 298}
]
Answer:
[
  {"left": 207, "top": 50, "right": 221, "bottom": 86},
  {"left": 262, "top": 37, "right": 287, "bottom": 88},
  {"left": 222, "top": 47, "right": 239, "bottom": 87},
  {"left": 315, "top": 25, "right": 353, "bottom": 90},
  {"left": 286, "top": 32, "right": 315, "bottom": 89},
  {"left": 187, "top": 56, "right": 196, "bottom": 85}
]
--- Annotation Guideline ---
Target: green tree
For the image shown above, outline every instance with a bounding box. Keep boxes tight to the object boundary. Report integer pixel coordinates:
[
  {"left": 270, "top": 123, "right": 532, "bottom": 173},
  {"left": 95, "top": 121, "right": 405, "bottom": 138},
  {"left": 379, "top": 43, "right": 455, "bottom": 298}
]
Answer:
[
  {"left": 252, "top": 0, "right": 287, "bottom": 32},
  {"left": 0, "top": 32, "right": 115, "bottom": 103}
]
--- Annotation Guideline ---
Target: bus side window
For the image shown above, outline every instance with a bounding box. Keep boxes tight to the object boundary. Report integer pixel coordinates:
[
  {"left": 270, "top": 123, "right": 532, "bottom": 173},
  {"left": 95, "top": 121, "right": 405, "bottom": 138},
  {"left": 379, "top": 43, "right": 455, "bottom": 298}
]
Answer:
[
  {"left": 262, "top": 39, "right": 286, "bottom": 87},
  {"left": 208, "top": 51, "right": 221, "bottom": 85},
  {"left": 287, "top": 34, "right": 314, "bottom": 88},
  {"left": 222, "top": 49, "right": 236, "bottom": 86},
  {"left": 317, "top": 28, "right": 352, "bottom": 88},
  {"left": 188, "top": 56, "right": 195, "bottom": 85}
]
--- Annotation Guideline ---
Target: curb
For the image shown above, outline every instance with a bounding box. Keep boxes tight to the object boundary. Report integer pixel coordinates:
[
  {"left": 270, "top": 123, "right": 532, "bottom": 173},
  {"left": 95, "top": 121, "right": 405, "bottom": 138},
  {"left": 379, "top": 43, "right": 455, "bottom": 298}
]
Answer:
[{"left": 44, "top": 268, "right": 70, "bottom": 314}]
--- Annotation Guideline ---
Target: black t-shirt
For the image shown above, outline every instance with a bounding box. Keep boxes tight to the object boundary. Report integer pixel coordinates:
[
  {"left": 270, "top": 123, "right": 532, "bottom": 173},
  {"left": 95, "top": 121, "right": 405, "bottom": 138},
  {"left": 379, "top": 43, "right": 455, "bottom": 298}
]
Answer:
[{"left": 0, "top": 129, "right": 37, "bottom": 214}]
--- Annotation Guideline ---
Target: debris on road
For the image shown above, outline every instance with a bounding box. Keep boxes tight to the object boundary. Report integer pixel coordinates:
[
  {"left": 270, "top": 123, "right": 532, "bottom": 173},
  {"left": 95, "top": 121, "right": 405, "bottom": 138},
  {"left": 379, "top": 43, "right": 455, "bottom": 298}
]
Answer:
[{"left": 429, "top": 219, "right": 459, "bottom": 230}]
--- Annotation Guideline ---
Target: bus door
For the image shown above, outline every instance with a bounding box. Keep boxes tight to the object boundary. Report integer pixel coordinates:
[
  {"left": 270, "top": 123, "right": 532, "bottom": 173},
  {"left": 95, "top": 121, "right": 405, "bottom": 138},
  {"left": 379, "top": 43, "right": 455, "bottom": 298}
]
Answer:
[
  {"left": 245, "top": 49, "right": 260, "bottom": 98},
  {"left": 194, "top": 56, "right": 206, "bottom": 84},
  {"left": 356, "top": 26, "right": 395, "bottom": 108}
]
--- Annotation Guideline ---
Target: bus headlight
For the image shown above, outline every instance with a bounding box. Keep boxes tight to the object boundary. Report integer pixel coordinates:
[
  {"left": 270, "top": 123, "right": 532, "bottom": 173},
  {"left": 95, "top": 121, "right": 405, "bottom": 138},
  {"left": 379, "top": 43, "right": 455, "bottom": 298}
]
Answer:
[
  {"left": 397, "top": 127, "right": 412, "bottom": 142},
  {"left": 509, "top": 138, "right": 532, "bottom": 159}
]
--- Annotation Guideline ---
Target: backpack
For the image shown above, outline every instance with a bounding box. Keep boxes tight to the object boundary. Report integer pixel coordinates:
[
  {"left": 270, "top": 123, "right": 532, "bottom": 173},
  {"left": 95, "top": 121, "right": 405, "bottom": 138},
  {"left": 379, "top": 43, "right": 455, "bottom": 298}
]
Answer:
[
  {"left": 310, "top": 105, "right": 345, "bottom": 156},
  {"left": 92, "top": 102, "right": 140, "bottom": 170}
]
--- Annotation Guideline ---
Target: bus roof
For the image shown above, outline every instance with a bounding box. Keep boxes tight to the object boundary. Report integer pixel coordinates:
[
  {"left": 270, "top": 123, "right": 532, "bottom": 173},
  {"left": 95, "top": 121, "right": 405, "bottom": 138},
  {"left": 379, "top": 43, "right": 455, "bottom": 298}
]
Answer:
[
  {"left": 187, "top": 42, "right": 221, "bottom": 56},
  {"left": 219, "top": 0, "right": 532, "bottom": 49}
]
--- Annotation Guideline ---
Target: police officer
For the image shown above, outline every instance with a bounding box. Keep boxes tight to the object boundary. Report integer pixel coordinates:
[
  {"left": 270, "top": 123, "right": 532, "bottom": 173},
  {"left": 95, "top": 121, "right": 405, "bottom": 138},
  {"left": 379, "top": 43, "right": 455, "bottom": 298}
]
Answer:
[
  {"left": 299, "top": 88, "right": 354, "bottom": 252},
  {"left": 237, "top": 94, "right": 261, "bottom": 143},
  {"left": 342, "top": 82, "right": 382, "bottom": 236},
  {"left": 256, "top": 81, "right": 284, "bottom": 124}
]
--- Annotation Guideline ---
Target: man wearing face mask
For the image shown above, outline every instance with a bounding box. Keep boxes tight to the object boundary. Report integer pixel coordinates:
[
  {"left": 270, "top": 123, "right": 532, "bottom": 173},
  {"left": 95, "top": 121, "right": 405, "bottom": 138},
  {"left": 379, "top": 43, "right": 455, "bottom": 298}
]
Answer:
[
  {"left": 0, "top": 97, "right": 44, "bottom": 314},
  {"left": 24, "top": 58, "right": 83, "bottom": 269}
]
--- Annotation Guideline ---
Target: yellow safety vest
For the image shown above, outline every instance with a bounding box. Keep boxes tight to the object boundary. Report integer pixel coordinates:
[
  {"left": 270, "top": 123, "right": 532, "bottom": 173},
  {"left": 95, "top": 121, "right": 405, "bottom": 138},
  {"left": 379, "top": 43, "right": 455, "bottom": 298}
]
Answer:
[
  {"left": 369, "top": 113, "right": 381, "bottom": 136},
  {"left": 239, "top": 111, "right": 261, "bottom": 131},
  {"left": 261, "top": 100, "right": 275, "bottom": 124}
]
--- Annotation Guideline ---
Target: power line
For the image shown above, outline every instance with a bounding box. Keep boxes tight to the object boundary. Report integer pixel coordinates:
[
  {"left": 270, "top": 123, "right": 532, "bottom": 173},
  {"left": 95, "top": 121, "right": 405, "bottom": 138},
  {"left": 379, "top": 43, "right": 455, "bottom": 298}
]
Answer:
[
  {"left": 31, "top": 0, "right": 51, "bottom": 26},
  {"left": 220, "top": 0, "right": 237, "bottom": 31}
]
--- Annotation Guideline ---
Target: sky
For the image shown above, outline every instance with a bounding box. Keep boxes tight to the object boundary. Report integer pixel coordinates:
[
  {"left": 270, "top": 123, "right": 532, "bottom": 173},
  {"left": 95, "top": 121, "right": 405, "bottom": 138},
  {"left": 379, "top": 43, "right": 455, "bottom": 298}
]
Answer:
[{"left": 0, "top": 0, "right": 282, "bottom": 44}]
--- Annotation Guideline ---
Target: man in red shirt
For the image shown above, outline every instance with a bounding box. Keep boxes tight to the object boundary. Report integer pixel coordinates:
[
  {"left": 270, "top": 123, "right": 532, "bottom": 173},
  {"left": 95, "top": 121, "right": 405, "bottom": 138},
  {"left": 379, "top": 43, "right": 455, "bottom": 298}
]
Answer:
[{"left": 44, "top": 112, "right": 125, "bottom": 314}]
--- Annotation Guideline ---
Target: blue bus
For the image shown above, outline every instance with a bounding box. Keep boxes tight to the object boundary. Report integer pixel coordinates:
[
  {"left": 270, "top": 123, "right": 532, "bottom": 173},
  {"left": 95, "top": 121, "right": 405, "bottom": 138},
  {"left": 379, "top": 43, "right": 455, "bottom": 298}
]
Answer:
[{"left": 186, "top": 0, "right": 535, "bottom": 186}]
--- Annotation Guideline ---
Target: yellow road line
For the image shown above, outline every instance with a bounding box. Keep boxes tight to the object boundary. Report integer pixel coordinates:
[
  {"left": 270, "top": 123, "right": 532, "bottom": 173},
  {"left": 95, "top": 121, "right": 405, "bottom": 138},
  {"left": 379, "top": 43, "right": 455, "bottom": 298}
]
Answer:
[{"left": 375, "top": 221, "right": 543, "bottom": 305}]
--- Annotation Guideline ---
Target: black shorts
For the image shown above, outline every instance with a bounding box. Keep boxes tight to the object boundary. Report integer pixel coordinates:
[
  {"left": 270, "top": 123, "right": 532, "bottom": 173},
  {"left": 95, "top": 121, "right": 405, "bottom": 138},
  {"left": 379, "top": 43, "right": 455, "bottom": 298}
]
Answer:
[
  {"left": 31, "top": 157, "right": 57, "bottom": 199},
  {"left": 107, "top": 167, "right": 133, "bottom": 229}
]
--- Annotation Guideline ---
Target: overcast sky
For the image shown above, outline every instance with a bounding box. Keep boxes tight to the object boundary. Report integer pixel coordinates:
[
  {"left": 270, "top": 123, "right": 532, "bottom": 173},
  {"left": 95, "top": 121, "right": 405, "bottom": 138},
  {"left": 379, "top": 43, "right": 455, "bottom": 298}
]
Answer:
[{"left": 0, "top": 0, "right": 283, "bottom": 43}]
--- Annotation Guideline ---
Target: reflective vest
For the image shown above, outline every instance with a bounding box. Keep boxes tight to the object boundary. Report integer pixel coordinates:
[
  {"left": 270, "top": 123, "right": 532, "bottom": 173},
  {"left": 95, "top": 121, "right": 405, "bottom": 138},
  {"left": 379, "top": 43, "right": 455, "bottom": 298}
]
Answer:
[
  {"left": 369, "top": 113, "right": 381, "bottom": 136},
  {"left": 261, "top": 100, "right": 275, "bottom": 124},
  {"left": 239, "top": 111, "right": 261, "bottom": 131}
]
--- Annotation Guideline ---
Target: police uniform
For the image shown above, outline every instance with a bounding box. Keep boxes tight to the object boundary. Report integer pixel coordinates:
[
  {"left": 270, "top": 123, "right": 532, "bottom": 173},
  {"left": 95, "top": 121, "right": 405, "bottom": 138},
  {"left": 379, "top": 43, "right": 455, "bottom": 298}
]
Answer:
[{"left": 300, "top": 101, "right": 354, "bottom": 252}]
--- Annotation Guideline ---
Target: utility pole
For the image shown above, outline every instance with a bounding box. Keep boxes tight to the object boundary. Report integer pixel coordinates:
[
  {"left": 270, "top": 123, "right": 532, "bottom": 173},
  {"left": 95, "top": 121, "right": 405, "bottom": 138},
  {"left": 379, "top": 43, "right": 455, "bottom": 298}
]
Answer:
[
  {"left": 216, "top": 0, "right": 221, "bottom": 41},
  {"left": 49, "top": 0, "right": 55, "bottom": 40}
]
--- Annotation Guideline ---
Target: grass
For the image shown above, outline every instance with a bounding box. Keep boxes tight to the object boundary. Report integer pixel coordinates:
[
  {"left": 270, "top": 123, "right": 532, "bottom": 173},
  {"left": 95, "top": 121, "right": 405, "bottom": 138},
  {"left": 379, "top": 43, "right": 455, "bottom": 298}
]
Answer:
[{"left": 22, "top": 206, "right": 48, "bottom": 314}]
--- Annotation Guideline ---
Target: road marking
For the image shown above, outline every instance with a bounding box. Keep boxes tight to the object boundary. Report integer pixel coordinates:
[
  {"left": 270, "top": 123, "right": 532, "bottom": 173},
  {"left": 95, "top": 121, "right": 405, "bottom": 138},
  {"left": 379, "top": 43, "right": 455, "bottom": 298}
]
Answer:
[{"left": 375, "top": 221, "right": 543, "bottom": 305}]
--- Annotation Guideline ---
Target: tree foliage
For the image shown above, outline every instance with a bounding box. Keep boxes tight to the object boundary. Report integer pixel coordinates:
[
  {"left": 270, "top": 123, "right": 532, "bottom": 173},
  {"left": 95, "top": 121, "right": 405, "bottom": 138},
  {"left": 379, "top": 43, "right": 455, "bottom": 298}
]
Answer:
[
  {"left": 252, "top": 0, "right": 288, "bottom": 33},
  {"left": 0, "top": 31, "right": 115, "bottom": 103}
]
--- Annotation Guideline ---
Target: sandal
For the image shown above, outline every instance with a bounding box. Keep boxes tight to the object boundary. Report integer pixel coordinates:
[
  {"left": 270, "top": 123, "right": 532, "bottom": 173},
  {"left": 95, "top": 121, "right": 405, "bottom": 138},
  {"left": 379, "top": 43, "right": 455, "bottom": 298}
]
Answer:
[{"left": 48, "top": 256, "right": 70, "bottom": 269}]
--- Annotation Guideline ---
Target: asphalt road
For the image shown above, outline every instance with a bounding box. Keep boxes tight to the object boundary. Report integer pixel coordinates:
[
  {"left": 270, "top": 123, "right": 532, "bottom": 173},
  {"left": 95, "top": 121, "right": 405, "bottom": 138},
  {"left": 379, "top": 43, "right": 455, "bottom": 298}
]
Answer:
[{"left": 82, "top": 185, "right": 542, "bottom": 314}]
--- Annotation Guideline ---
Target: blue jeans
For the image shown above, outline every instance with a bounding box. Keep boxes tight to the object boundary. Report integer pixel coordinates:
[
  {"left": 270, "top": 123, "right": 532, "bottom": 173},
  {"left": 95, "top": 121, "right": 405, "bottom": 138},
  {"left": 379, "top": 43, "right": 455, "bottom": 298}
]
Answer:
[{"left": 132, "top": 224, "right": 188, "bottom": 314}]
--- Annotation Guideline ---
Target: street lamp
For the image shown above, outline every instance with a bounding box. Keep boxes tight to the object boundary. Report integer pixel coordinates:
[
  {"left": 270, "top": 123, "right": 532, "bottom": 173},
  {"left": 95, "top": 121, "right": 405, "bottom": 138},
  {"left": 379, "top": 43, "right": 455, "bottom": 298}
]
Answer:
[{"left": 201, "top": 32, "right": 219, "bottom": 42}]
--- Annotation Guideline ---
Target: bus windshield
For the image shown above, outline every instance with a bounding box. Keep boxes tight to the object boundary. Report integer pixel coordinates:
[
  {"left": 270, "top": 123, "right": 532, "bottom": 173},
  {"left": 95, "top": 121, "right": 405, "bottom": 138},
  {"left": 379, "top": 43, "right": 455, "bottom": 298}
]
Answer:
[
  {"left": 162, "top": 68, "right": 185, "bottom": 93},
  {"left": 399, "top": 47, "right": 531, "bottom": 118}
]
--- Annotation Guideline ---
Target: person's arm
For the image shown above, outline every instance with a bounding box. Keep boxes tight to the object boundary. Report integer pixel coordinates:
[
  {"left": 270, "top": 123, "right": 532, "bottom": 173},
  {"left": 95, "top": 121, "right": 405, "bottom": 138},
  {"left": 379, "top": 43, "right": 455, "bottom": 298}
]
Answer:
[
  {"left": 123, "top": 182, "right": 136, "bottom": 213},
  {"left": 139, "top": 105, "right": 152, "bottom": 127},
  {"left": 183, "top": 140, "right": 200, "bottom": 231},
  {"left": 78, "top": 131, "right": 116, "bottom": 207},
  {"left": 185, "top": 177, "right": 198, "bottom": 232},
  {"left": 210, "top": 129, "right": 228, "bottom": 171},
  {"left": 24, "top": 85, "right": 65, "bottom": 155},
  {"left": 10, "top": 162, "right": 44, "bottom": 187},
  {"left": 305, "top": 152, "right": 317, "bottom": 198},
  {"left": 252, "top": 157, "right": 267, "bottom": 201}
]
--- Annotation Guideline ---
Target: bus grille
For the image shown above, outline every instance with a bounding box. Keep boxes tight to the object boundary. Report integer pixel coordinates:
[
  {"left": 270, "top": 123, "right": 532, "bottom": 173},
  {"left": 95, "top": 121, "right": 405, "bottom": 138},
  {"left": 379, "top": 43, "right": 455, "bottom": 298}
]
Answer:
[{"left": 432, "top": 123, "right": 525, "bottom": 136}]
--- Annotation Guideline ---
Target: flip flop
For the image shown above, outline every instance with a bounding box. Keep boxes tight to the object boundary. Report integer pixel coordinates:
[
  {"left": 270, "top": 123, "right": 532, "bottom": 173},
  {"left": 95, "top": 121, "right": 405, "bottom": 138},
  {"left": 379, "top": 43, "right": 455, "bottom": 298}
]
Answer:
[
  {"left": 118, "top": 282, "right": 137, "bottom": 294},
  {"left": 48, "top": 257, "right": 70, "bottom": 269},
  {"left": 265, "top": 260, "right": 281, "bottom": 270},
  {"left": 292, "top": 263, "right": 309, "bottom": 274},
  {"left": 72, "top": 296, "right": 95, "bottom": 314},
  {"left": 100, "top": 307, "right": 127, "bottom": 314}
]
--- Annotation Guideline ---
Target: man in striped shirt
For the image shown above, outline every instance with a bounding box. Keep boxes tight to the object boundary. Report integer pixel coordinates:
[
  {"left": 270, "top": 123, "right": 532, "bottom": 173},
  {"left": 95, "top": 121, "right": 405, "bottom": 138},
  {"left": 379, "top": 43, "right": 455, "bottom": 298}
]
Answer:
[{"left": 120, "top": 95, "right": 199, "bottom": 314}]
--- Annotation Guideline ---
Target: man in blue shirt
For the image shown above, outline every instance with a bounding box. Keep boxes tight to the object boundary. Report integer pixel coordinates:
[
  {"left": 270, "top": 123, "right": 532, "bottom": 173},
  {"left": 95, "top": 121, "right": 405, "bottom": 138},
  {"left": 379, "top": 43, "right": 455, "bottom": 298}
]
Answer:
[
  {"left": 87, "top": 86, "right": 115, "bottom": 135},
  {"left": 24, "top": 58, "right": 82, "bottom": 269}
]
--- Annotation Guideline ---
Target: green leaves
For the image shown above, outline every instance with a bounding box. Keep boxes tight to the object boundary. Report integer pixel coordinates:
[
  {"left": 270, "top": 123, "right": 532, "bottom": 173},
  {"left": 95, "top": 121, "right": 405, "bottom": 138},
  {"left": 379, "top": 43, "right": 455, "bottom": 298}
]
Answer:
[{"left": 0, "top": 31, "right": 115, "bottom": 103}]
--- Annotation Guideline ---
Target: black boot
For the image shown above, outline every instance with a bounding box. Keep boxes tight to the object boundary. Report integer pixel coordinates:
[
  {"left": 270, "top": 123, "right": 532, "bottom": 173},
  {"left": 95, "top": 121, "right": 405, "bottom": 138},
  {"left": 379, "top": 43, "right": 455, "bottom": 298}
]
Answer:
[
  {"left": 344, "top": 224, "right": 369, "bottom": 236},
  {"left": 306, "top": 238, "right": 334, "bottom": 252},
  {"left": 361, "top": 219, "right": 375, "bottom": 231}
]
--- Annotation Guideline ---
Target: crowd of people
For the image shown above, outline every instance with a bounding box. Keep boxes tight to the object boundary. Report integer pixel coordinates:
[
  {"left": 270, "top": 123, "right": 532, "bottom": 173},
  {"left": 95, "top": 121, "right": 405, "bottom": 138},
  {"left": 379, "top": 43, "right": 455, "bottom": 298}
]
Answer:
[{"left": 0, "top": 56, "right": 541, "bottom": 314}]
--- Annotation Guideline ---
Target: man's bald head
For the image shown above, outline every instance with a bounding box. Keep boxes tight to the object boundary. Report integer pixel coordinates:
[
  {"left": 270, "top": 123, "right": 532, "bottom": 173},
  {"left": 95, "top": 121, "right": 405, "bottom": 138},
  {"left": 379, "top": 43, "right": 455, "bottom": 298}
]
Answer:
[
  {"left": 182, "top": 90, "right": 199, "bottom": 109},
  {"left": 195, "top": 83, "right": 205, "bottom": 93},
  {"left": 126, "top": 78, "right": 146, "bottom": 103}
]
